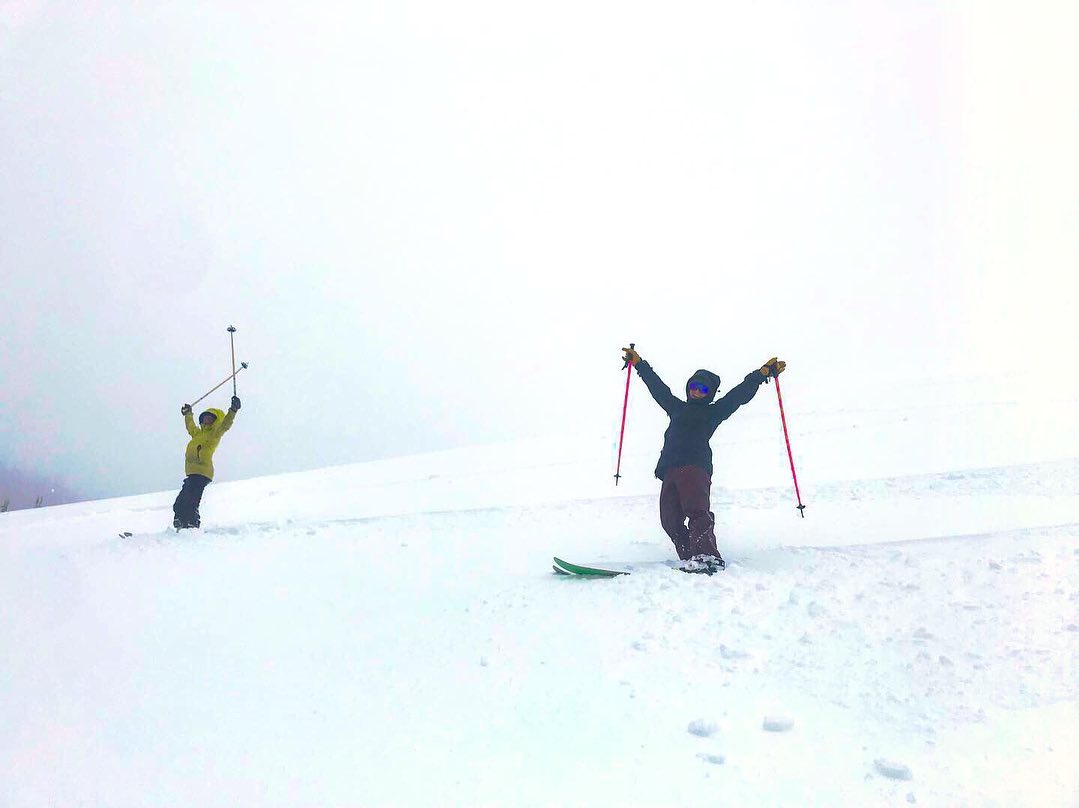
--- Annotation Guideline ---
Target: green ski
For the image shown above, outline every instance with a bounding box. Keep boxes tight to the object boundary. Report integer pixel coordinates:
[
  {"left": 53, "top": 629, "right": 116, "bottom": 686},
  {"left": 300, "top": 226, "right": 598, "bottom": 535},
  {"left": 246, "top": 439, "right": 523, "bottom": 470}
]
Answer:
[
  {"left": 552, "top": 556, "right": 723, "bottom": 577},
  {"left": 552, "top": 557, "right": 629, "bottom": 577}
]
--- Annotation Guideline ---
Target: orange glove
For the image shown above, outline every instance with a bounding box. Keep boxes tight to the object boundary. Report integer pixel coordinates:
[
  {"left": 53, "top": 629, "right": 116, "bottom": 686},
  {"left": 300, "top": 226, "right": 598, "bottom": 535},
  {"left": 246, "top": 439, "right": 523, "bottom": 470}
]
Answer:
[{"left": 622, "top": 346, "right": 642, "bottom": 368}]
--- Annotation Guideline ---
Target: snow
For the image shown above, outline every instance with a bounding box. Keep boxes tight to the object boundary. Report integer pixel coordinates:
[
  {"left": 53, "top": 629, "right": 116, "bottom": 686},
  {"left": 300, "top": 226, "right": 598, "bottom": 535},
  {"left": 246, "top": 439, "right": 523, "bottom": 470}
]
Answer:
[{"left": 2, "top": 385, "right": 1078, "bottom": 806}]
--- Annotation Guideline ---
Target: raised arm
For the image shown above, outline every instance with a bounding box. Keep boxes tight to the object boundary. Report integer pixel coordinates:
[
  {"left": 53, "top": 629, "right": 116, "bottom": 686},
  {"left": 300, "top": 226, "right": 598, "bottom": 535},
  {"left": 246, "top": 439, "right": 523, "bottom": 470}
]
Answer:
[
  {"left": 217, "top": 396, "right": 240, "bottom": 436},
  {"left": 711, "top": 357, "right": 786, "bottom": 424},
  {"left": 637, "top": 361, "right": 684, "bottom": 415},
  {"left": 711, "top": 372, "right": 764, "bottom": 423},
  {"left": 181, "top": 405, "right": 198, "bottom": 438}
]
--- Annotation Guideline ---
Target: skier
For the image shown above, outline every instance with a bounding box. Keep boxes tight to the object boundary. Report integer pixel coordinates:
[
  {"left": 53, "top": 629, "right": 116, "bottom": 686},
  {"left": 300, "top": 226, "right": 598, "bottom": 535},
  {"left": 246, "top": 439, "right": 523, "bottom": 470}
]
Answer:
[
  {"left": 172, "top": 396, "right": 241, "bottom": 530},
  {"left": 621, "top": 347, "right": 786, "bottom": 573}
]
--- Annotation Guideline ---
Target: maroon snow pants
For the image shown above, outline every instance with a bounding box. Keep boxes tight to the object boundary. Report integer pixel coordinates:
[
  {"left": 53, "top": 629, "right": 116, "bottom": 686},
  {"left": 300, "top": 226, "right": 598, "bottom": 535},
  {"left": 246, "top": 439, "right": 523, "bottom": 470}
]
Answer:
[{"left": 659, "top": 465, "right": 720, "bottom": 560}]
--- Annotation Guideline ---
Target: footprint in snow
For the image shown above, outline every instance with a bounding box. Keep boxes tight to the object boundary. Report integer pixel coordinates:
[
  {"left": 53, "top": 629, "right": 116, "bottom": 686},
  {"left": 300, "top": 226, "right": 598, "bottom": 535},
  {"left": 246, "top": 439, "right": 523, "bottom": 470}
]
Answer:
[
  {"left": 874, "top": 758, "right": 913, "bottom": 781},
  {"left": 762, "top": 716, "right": 795, "bottom": 732},
  {"left": 687, "top": 719, "right": 718, "bottom": 738}
]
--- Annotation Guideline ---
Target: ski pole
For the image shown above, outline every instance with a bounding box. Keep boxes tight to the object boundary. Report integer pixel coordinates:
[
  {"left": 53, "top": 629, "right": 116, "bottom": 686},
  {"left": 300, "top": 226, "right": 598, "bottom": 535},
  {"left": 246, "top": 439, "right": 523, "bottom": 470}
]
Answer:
[
  {"left": 191, "top": 362, "right": 249, "bottom": 408},
  {"left": 773, "top": 375, "right": 806, "bottom": 517},
  {"left": 614, "top": 343, "right": 634, "bottom": 485},
  {"left": 227, "top": 325, "right": 238, "bottom": 395}
]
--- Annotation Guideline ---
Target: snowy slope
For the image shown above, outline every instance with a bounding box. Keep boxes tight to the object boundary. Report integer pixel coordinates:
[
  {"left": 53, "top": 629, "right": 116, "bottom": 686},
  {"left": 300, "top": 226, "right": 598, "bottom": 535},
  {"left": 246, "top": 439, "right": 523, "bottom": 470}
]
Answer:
[{"left": 2, "top": 390, "right": 1077, "bottom": 807}]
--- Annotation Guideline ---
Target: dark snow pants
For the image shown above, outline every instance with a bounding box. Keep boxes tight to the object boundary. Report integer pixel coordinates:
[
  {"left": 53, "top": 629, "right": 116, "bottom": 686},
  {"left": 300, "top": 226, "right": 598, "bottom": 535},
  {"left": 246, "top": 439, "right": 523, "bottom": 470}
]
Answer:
[
  {"left": 659, "top": 465, "right": 720, "bottom": 560},
  {"left": 173, "top": 474, "right": 211, "bottom": 528}
]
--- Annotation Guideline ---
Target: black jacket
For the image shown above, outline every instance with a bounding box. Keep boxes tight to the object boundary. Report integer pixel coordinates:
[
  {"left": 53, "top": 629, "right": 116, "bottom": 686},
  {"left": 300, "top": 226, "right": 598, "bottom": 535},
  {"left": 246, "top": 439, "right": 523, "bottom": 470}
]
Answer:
[{"left": 636, "top": 361, "right": 764, "bottom": 480}]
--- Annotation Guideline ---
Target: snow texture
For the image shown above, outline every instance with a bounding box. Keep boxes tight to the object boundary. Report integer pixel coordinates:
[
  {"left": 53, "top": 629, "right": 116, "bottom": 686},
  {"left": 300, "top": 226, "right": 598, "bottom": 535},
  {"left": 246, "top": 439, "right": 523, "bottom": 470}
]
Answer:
[{"left": 2, "top": 390, "right": 1078, "bottom": 806}]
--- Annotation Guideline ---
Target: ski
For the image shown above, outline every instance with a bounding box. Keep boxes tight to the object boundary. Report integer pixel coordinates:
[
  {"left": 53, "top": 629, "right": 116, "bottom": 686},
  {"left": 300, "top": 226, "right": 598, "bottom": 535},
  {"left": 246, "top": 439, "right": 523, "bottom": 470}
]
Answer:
[
  {"left": 552, "top": 556, "right": 724, "bottom": 577},
  {"left": 117, "top": 528, "right": 196, "bottom": 539},
  {"left": 552, "top": 557, "right": 628, "bottom": 577}
]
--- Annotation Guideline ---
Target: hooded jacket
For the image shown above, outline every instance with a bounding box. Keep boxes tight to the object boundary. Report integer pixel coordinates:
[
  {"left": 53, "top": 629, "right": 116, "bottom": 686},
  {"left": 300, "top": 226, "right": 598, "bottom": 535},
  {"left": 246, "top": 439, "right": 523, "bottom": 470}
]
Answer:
[
  {"left": 635, "top": 361, "right": 764, "bottom": 480},
  {"left": 183, "top": 407, "right": 237, "bottom": 480}
]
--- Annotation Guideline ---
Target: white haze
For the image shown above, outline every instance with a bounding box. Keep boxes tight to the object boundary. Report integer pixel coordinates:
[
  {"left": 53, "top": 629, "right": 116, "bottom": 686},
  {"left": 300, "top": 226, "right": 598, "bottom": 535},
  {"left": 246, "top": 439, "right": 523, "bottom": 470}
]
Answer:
[{"left": 1, "top": 1, "right": 1076, "bottom": 503}]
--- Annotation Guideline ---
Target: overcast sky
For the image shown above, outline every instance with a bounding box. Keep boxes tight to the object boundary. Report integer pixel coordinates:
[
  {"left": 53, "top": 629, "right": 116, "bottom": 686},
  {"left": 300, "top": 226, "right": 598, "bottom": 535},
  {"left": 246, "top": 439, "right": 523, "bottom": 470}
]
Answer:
[{"left": 1, "top": 1, "right": 1076, "bottom": 506}]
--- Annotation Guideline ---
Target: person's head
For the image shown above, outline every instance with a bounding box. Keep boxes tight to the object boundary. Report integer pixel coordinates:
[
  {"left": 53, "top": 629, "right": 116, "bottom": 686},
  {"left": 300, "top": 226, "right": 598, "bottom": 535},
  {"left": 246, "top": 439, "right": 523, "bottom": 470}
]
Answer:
[
  {"left": 199, "top": 410, "right": 218, "bottom": 428},
  {"left": 685, "top": 370, "right": 721, "bottom": 405}
]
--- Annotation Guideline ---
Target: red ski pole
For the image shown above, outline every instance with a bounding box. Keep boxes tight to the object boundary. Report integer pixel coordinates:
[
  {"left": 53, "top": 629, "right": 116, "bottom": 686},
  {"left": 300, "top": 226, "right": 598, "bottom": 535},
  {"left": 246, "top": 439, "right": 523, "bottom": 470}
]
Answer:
[
  {"left": 614, "top": 343, "right": 635, "bottom": 485},
  {"left": 773, "top": 375, "right": 806, "bottom": 517}
]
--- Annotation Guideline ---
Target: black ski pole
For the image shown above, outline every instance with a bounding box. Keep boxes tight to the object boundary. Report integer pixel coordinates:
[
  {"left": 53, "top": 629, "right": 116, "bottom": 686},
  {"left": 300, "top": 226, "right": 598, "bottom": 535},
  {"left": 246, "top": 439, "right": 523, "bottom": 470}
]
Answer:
[
  {"left": 191, "top": 363, "right": 249, "bottom": 408},
  {"left": 227, "top": 325, "right": 238, "bottom": 396}
]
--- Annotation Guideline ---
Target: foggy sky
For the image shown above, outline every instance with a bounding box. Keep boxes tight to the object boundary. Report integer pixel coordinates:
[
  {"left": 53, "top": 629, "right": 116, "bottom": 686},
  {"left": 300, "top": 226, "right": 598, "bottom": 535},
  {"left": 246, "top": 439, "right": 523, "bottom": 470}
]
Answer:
[{"left": 2, "top": 1, "right": 1076, "bottom": 505}]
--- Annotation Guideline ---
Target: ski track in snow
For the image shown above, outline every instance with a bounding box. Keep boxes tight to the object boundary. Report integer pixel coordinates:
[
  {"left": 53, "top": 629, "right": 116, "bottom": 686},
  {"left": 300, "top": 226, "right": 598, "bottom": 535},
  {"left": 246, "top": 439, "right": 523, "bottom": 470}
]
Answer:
[{"left": 1, "top": 451, "right": 1077, "bottom": 806}]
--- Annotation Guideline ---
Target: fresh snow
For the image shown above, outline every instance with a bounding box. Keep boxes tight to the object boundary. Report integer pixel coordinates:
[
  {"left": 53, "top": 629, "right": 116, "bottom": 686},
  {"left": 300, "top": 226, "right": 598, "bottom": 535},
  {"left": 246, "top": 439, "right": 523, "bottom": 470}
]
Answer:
[{"left": 2, "top": 385, "right": 1077, "bottom": 806}]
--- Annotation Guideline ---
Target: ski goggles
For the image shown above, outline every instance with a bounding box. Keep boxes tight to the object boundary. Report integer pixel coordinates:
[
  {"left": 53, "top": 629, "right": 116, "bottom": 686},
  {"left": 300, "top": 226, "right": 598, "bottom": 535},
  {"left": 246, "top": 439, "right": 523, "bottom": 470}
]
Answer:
[{"left": 687, "top": 381, "right": 711, "bottom": 396}]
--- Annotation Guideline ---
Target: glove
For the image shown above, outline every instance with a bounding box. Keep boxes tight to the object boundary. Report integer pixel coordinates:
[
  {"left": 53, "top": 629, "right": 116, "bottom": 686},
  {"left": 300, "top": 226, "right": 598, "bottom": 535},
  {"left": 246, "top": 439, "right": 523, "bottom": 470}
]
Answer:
[
  {"left": 181, "top": 404, "right": 193, "bottom": 415},
  {"left": 230, "top": 395, "right": 241, "bottom": 412},
  {"left": 622, "top": 346, "right": 642, "bottom": 368},
  {"left": 759, "top": 357, "right": 786, "bottom": 381}
]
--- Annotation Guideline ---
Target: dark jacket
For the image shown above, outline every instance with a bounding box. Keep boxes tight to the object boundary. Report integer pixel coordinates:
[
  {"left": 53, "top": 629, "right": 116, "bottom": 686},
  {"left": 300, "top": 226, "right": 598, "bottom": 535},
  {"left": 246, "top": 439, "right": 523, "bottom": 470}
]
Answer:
[{"left": 636, "top": 361, "right": 764, "bottom": 480}]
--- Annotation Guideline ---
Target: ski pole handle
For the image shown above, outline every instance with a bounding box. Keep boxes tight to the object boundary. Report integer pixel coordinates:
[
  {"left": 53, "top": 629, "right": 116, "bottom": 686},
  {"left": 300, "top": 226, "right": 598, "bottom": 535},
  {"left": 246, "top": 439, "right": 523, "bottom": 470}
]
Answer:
[{"left": 190, "top": 362, "right": 249, "bottom": 407}]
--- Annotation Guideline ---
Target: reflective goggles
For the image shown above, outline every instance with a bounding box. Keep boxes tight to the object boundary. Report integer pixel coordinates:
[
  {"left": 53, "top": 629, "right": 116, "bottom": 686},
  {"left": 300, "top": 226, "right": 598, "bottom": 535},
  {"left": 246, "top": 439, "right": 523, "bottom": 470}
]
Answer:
[{"left": 687, "top": 381, "right": 711, "bottom": 396}]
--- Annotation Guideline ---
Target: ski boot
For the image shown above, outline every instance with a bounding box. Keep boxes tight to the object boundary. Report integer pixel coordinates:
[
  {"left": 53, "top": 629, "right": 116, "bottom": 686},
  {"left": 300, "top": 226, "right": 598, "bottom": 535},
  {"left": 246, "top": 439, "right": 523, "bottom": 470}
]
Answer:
[{"left": 680, "top": 554, "right": 725, "bottom": 575}]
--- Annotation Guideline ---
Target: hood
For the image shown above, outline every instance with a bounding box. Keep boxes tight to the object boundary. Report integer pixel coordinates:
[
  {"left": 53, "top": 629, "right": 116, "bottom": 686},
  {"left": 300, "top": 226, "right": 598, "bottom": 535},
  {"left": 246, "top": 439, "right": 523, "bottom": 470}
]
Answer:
[
  {"left": 198, "top": 408, "right": 226, "bottom": 430},
  {"left": 685, "top": 369, "right": 721, "bottom": 405}
]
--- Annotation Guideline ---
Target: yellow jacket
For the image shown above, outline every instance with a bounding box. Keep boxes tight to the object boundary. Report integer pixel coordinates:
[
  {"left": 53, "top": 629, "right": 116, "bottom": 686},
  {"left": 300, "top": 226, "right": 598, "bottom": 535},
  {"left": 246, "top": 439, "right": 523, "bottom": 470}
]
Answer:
[{"left": 183, "top": 407, "right": 237, "bottom": 480}]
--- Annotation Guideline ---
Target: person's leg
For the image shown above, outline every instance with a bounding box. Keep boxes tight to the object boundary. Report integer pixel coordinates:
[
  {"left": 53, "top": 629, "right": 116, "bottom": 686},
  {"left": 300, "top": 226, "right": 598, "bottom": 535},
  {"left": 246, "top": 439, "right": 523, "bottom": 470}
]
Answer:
[
  {"left": 187, "top": 475, "right": 210, "bottom": 528},
  {"left": 678, "top": 466, "right": 720, "bottom": 558},
  {"left": 659, "top": 469, "right": 693, "bottom": 560},
  {"left": 173, "top": 477, "right": 193, "bottom": 527},
  {"left": 174, "top": 475, "right": 210, "bottom": 528}
]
